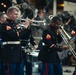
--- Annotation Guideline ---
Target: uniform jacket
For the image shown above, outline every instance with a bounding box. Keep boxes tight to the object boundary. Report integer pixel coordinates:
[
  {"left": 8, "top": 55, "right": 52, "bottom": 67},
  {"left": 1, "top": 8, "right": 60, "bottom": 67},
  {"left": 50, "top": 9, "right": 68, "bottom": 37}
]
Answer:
[
  {"left": 0, "top": 19, "right": 27, "bottom": 63},
  {"left": 19, "top": 28, "right": 36, "bottom": 47},
  {"left": 38, "top": 26, "right": 63, "bottom": 63}
]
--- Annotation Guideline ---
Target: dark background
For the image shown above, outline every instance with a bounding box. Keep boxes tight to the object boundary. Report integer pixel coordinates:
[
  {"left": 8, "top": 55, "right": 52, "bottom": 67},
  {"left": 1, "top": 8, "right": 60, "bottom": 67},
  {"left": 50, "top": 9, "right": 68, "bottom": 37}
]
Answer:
[{"left": 0, "top": 0, "right": 76, "bottom": 12}]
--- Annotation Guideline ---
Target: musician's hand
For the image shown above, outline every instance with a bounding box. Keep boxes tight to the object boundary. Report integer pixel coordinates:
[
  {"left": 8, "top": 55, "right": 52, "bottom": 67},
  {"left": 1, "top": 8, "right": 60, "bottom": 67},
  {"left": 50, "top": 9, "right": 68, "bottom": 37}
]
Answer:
[
  {"left": 61, "top": 45, "right": 69, "bottom": 50},
  {"left": 34, "top": 45, "right": 38, "bottom": 49},
  {"left": 56, "top": 29, "right": 61, "bottom": 35},
  {"left": 65, "top": 19, "right": 71, "bottom": 25},
  {"left": 50, "top": 44, "right": 56, "bottom": 48},
  {"left": 17, "top": 31, "right": 19, "bottom": 36},
  {"left": 71, "top": 30, "right": 76, "bottom": 36},
  {"left": 6, "top": 26, "right": 12, "bottom": 30},
  {"left": 24, "top": 18, "right": 31, "bottom": 28}
]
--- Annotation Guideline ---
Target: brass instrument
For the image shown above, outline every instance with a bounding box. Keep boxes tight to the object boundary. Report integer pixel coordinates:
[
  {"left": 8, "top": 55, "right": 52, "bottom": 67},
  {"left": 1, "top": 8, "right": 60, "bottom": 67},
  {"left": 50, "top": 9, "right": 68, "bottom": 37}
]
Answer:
[
  {"left": 17, "top": 18, "right": 46, "bottom": 27},
  {"left": 58, "top": 25, "right": 76, "bottom": 58},
  {"left": 48, "top": 15, "right": 54, "bottom": 20},
  {"left": 18, "top": 18, "right": 45, "bottom": 23}
]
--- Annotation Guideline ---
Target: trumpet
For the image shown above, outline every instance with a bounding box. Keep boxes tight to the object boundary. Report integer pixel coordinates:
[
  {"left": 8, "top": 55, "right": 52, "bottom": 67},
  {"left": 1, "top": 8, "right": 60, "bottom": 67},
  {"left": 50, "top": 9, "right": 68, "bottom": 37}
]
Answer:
[
  {"left": 16, "top": 18, "right": 46, "bottom": 27},
  {"left": 18, "top": 18, "right": 45, "bottom": 23},
  {"left": 17, "top": 18, "right": 45, "bottom": 23},
  {"left": 58, "top": 25, "right": 76, "bottom": 58}
]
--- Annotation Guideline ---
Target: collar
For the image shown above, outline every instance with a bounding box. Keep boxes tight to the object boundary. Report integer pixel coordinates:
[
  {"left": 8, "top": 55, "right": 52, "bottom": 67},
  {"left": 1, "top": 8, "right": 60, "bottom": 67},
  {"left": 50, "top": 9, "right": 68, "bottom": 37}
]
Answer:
[{"left": 7, "top": 19, "right": 15, "bottom": 23}]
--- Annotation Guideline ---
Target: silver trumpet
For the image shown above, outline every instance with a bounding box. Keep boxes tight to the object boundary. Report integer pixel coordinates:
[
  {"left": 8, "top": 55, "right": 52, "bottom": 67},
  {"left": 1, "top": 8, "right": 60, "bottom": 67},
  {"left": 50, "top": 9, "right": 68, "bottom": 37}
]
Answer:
[
  {"left": 18, "top": 18, "right": 45, "bottom": 23},
  {"left": 17, "top": 18, "right": 46, "bottom": 27},
  {"left": 58, "top": 25, "right": 76, "bottom": 58}
]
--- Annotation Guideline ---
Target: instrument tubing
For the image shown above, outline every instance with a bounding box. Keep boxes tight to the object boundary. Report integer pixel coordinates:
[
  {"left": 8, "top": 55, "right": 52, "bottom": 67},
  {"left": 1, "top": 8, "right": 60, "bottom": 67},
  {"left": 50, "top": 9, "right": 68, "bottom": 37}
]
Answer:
[{"left": 2, "top": 41, "right": 21, "bottom": 45}]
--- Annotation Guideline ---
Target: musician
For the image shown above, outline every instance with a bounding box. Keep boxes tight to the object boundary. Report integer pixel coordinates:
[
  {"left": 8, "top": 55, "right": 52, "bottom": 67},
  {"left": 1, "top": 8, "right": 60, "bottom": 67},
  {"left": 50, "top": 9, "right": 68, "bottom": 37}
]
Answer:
[
  {"left": 71, "top": 22, "right": 76, "bottom": 75},
  {"left": 19, "top": 22, "right": 37, "bottom": 75},
  {"left": 0, "top": 6, "right": 30, "bottom": 75},
  {"left": 38, "top": 16, "right": 69, "bottom": 75},
  {"left": 57, "top": 11, "right": 75, "bottom": 33},
  {"left": 0, "top": 13, "right": 7, "bottom": 59},
  {"left": 0, "top": 13, "right": 7, "bottom": 24},
  {"left": 33, "top": 9, "right": 46, "bottom": 37},
  {"left": 0, "top": 13, "right": 7, "bottom": 75},
  {"left": 19, "top": 3, "right": 38, "bottom": 75},
  {"left": 21, "top": 3, "right": 33, "bottom": 19}
]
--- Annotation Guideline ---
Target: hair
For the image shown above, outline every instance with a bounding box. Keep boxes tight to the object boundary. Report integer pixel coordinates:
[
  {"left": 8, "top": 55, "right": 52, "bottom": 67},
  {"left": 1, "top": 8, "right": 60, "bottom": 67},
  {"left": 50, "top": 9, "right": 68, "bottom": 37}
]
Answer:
[
  {"left": 7, "top": 6, "right": 19, "bottom": 14},
  {"left": 22, "top": 3, "right": 28, "bottom": 9},
  {"left": 51, "top": 16, "right": 61, "bottom": 23},
  {"left": 6, "top": 6, "right": 21, "bottom": 17}
]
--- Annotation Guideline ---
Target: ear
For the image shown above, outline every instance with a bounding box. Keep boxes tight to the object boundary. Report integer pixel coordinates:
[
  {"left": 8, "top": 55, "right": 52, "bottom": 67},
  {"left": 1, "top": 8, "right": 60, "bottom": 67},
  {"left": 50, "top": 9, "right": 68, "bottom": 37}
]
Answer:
[
  {"left": 8, "top": 12, "right": 11, "bottom": 16},
  {"left": 7, "top": 12, "right": 11, "bottom": 16}
]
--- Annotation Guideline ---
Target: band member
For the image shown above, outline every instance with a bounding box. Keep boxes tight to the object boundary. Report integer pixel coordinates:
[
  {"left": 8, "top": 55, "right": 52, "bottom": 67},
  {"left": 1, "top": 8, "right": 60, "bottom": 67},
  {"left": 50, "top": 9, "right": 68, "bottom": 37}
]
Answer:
[
  {"left": 0, "top": 6, "right": 30, "bottom": 75},
  {"left": 21, "top": 2, "right": 33, "bottom": 19},
  {"left": 38, "top": 16, "right": 69, "bottom": 75},
  {"left": 20, "top": 3, "right": 37, "bottom": 75},
  {"left": 0, "top": 13, "right": 7, "bottom": 75},
  {"left": 19, "top": 23, "right": 37, "bottom": 75},
  {"left": 71, "top": 22, "right": 76, "bottom": 75},
  {"left": 0, "top": 13, "right": 7, "bottom": 24}
]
